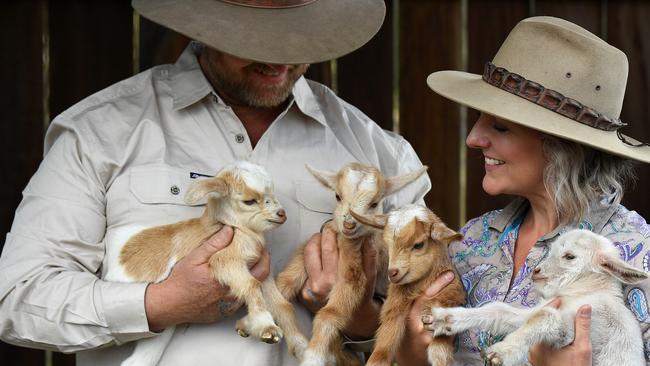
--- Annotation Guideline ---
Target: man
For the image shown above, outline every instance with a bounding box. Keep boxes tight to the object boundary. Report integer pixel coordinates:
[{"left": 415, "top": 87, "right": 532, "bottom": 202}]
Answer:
[{"left": 0, "top": 1, "right": 430, "bottom": 365}]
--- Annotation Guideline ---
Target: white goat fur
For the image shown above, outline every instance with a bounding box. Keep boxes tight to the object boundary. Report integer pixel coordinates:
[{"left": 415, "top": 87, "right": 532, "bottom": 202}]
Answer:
[
  {"left": 425, "top": 229, "right": 648, "bottom": 366},
  {"left": 351, "top": 204, "right": 466, "bottom": 366},
  {"left": 104, "top": 161, "right": 308, "bottom": 366},
  {"left": 276, "top": 162, "right": 428, "bottom": 366}
]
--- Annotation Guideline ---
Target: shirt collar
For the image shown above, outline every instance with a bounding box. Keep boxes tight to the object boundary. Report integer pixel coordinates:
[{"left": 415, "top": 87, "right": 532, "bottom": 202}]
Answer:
[
  {"left": 169, "top": 43, "right": 328, "bottom": 128},
  {"left": 490, "top": 196, "right": 620, "bottom": 240},
  {"left": 169, "top": 42, "right": 214, "bottom": 111}
]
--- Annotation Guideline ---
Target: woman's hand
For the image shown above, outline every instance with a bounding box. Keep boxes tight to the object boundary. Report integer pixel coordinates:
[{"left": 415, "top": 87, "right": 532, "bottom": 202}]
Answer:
[
  {"left": 395, "top": 271, "right": 455, "bottom": 366},
  {"left": 528, "top": 302, "right": 593, "bottom": 366},
  {"left": 144, "top": 226, "right": 271, "bottom": 331}
]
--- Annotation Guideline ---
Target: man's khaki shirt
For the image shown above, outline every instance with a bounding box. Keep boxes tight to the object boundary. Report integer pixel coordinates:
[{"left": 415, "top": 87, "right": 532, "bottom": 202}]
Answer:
[{"left": 0, "top": 44, "right": 430, "bottom": 365}]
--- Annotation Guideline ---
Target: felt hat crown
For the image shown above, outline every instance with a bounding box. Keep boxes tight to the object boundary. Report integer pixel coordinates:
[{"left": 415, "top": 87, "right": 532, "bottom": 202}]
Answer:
[
  {"left": 427, "top": 16, "right": 650, "bottom": 163},
  {"left": 132, "top": 0, "right": 386, "bottom": 65}
]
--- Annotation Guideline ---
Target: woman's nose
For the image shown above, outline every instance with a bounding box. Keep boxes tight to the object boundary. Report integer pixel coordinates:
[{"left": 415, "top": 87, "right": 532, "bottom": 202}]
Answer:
[{"left": 466, "top": 115, "right": 490, "bottom": 149}]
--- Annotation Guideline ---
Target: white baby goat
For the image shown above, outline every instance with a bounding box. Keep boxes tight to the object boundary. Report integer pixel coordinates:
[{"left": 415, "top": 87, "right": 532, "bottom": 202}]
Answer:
[
  {"left": 351, "top": 204, "right": 466, "bottom": 366},
  {"left": 423, "top": 229, "right": 648, "bottom": 366},
  {"left": 105, "top": 161, "right": 308, "bottom": 366},
  {"left": 276, "top": 162, "right": 428, "bottom": 366}
]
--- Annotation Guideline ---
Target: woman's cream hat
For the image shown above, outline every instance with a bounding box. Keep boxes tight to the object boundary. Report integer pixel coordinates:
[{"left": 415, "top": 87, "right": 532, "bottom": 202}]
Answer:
[
  {"left": 132, "top": 0, "right": 385, "bottom": 65},
  {"left": 427, "top": 16, "right": 650, "bottom": 163}
]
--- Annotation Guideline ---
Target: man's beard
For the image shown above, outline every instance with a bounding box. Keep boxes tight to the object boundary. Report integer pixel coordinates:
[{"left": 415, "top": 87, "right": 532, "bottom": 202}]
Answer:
[{"left": 211, "top": 62, "right": 309, "bottom": 108}]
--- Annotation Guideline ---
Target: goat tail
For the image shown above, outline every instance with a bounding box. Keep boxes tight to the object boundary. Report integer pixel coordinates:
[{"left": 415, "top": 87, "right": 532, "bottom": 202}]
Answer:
[
  {"left": 121, "top": 326, "right": 176, "bottom": 366},
  {"left": 426, "top": 335, "right": 454, "bottom": 366}
]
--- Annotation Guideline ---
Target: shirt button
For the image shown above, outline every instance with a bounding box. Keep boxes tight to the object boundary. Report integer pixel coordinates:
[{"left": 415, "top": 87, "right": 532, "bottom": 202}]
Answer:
[
  {"left": 235, "top": 134, "right": 245, "bottom": 143},
  {"left": 170, "top": 185, "right": 180, "bottom": 195}
]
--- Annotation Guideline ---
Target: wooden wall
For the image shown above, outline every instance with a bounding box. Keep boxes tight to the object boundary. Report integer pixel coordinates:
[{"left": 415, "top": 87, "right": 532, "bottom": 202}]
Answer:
[{"left": 2, "top": 0, "right": 649, "bottom": 364}]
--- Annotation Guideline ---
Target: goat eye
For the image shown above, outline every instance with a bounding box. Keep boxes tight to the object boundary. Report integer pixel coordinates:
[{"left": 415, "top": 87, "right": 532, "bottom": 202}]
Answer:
[
  {"left": 413, "top": 242, "right": 425, "bottom": 250},
  {"left": 562, "top": 253, "right": 576, "bottom": 260},
  {"left": 243, "top": 199, "right": 257, "bottom": 206},
  {"left": 335, "top": 194, "right": 341, "bottom": 202},
  {"left": 370, "top": 202, "right": 378, "bottom": 209}
]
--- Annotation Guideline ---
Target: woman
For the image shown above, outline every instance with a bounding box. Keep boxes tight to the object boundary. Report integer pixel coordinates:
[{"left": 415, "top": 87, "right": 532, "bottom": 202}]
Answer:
[{"left": 397, "top": 16, "right": 650, "bottom": 365}]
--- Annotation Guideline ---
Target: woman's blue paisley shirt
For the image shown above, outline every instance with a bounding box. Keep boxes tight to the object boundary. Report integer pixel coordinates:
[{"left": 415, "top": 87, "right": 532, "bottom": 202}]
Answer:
[{"left": 448, "top": 198, "right": 650, "bottom": 365}]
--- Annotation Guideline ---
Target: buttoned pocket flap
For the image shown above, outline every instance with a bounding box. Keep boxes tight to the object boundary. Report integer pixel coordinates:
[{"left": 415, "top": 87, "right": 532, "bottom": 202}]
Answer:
[
  {"left": 295, "top": 181, "right": 336, "bottom": 214},
  {"left": 129, "top": 165, "right": 203, "bottom": 206}
]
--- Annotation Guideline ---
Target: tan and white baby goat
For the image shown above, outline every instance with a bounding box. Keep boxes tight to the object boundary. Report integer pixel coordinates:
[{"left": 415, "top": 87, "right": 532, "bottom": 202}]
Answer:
[
  {"left": 424, "top": 229, "right": 648, "bottom": 366},
  {"left": 276, "top": 162, "right": 428, "bottom": 366},
  {"left": 351, "top": 204, "right": 465, "bottom": 366},
  {"left": 105, "top": 161, "right": 307, "bottom": 366}
]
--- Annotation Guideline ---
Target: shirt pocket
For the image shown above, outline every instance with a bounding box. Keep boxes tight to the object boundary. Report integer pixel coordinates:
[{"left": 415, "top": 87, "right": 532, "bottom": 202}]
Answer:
[
  {"left": 127, "top": 164, "right": 205, "bottom": 225},
  {"left": 294, "top": 180, "right": 336, "bottom": 240}
]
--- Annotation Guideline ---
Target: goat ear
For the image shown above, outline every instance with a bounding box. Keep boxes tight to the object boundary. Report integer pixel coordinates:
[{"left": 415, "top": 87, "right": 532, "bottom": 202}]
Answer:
[
  {"left": 184, "top": 177, "right": 228, "bottom": 205},
  {"left": 385, "top": 166, "right": 428, "bottom": 197},
  {"left": 306, "top": 164, "right": 338, "bottom": 191},
  {"left": 350, "top": 210, "right": 387, "bottom": 229},
  {"left": 430, "top": 222, "right": 463, "bottom": 244},
  {"left": 594, "top": 251, "right": 649, "bottom": 284}
]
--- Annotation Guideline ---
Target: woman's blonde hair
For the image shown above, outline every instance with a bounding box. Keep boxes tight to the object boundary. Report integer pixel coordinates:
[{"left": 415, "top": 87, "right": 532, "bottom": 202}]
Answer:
[{"left": 542, "top": 135, "right": 636, "bottom": 224}]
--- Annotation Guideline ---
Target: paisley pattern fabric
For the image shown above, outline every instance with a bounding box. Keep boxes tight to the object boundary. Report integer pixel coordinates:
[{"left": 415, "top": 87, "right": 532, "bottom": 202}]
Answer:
[{"left": 448, "top": 198, "right": 650, "bottom": 365}]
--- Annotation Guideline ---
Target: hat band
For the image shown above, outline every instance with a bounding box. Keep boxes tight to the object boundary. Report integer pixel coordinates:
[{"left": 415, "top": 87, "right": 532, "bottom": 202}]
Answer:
[
  {"left": 218, "top": 0, "right": 317, "bottom": 8},
  {"left": 482, "top": 62, "right": 626, "bottom": 132}
]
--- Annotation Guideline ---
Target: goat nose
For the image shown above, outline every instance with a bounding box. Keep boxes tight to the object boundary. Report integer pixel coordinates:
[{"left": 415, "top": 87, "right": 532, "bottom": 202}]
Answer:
[
  {"left": 277, "top": 209, "right": 286, "bottom": 218},
  {"left": 344, "top": 221, "right": 356, "bottom": 230},
  {"left": 389, "top": 268, "right": 399, "bottom": 278}
]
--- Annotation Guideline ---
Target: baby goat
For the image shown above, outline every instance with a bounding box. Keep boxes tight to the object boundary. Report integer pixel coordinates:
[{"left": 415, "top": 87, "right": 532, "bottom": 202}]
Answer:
[
  {"left": 105, "top": 161, "right": 307, "bottom": 366},
  {"left": 424, "top": 229, "right": 648, "bottom": 366},
  {"left": 276, "top": 162, "right": 427, "bottom": 366},
  {"left": 351, "top": 204, "right": 465, "bottom": 366}
]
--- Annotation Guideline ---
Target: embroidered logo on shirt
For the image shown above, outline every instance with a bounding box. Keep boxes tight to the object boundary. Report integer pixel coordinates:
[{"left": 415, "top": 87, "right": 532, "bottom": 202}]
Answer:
[{"left": 190, "top": 172, "right": 214, "bottom": 179}]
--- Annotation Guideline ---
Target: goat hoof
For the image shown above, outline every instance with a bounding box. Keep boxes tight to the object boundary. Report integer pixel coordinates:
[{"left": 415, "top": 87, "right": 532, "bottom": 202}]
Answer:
[
  {"left": 261, "top": 331, "right": 280, "bottom": 344},
  {"left": 237, "top": 329, "right": 249, "bottom": 338},
  {"left": 484, "top": 352, "right": 503, "bottom": 366}
]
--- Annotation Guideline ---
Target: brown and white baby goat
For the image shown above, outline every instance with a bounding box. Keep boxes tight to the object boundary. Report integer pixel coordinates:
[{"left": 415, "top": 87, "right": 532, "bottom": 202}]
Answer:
[
  {"left": 105, "top": 161, "right": 307, "bottom": 366},
  {"left": 351, "top": 204, "right": 465, "bottom": 366},
  {"left": 276, "top": 162, "right": 428, "bottom": 366},
  {"left": 423, "top": 229, "right": 648, "bottom": 366}
]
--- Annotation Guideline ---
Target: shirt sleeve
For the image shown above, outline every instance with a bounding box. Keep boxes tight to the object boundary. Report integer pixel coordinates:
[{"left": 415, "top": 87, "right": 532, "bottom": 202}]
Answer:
[
  {"left": 0, "top": 121, "right": 153, "bottom": 353},
  {"left": 383, "top": 136, "right": 432, "bottom": 210},
  {"left": 602, "top": 212, "right": 650, "bottom": 363}
]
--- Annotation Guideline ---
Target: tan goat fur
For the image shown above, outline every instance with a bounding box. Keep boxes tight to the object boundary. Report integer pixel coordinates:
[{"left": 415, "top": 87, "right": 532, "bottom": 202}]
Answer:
[
  {"left": 105, "top": 161, "right": 308, "bottom": 366},
  {"left": 276, "top": 162, "right": 428, "bottom": 366},
  {"left": 351, "top": 204, "right": 466, "bottom": 366}
]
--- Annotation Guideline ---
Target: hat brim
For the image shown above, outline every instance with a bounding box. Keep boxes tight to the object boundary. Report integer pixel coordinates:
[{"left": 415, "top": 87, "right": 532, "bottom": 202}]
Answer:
[
  {"left": 133, "top": 0, "right": 385, "bottom": 64},
  {"left": 427, "top": 70, "right": 650, "bottom": 163}
]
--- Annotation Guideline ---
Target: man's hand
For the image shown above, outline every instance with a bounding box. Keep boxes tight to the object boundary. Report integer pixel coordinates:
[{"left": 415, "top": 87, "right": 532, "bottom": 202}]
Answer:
[
  {"left": 299, "top": 226, "right": 339, "bottom": 313},
  {"left": 144, "top": 226, "right": 271, "bottom": 331},
  {"left": 528, "top": 302, "right": 593, "bottom": 366},
  {"left": 395, "top": 271, "right": 455, "bottom": 366}
]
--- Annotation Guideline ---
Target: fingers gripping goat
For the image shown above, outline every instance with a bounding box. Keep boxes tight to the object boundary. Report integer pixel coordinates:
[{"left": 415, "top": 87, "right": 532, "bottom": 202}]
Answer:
[
  {"left": 276, "top": 162, "right": 428, "bottom": 366},
  {"left": 105, "top": 161, "right": 307, "bottom": 366},
  {"left": 423, "top": 229, "right": 648, "bottom": 366},
  {"left": 351, "top": 204, "right": 466, "bottom": 366}
]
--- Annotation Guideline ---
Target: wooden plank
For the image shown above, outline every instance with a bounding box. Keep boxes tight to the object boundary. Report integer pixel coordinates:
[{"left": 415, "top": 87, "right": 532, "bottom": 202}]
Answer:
[
  {"left": 49, "top": 0, "right": 134, "bottom": 118},
  {"left": 400, "top": 0, "right": 462, "bottom": 229},
  {"left": 533, "top": 0, "right": 602, "bottom": 34},
  {"left": 0, "top": 0, "right": 47, "bottom": 364},
  {"left": 336, "top": 0, "right": 394, "bottom": 130},
  {"left": 138, "top": 16, "right": 190, "bottom": 72},
  {"left": 607, "top": 1, "right": 650, "bottom": 219},
  {"left": 465, "top": 0, "right": 530, "bottom": 222}
]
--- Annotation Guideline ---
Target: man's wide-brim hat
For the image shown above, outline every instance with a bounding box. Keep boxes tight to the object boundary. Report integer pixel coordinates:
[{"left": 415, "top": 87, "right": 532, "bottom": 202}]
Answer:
[
  {"left": 132, "top": 0, "right": 386, "bottom": 64},
  {"left": 427, "top": 16, "right": 650, "bottom": 163}
]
